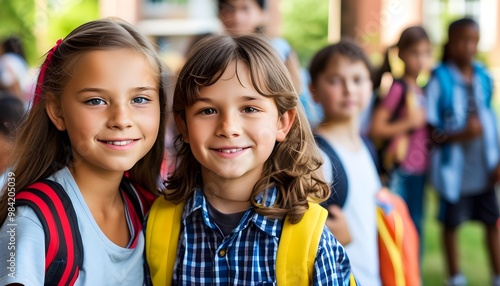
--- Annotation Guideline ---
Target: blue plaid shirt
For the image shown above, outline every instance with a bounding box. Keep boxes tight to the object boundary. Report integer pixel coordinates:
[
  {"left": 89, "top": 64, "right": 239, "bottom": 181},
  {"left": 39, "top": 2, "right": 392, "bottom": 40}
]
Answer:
[{"left": 173, "top": 187, "right": 353, "bottom": 285}]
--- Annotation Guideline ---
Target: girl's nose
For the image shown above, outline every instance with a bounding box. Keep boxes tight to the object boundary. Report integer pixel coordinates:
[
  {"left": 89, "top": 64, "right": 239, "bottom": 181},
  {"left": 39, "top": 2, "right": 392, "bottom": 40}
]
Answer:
[{"left": 107, "top": 104, "right": 133, "bottom": 129}]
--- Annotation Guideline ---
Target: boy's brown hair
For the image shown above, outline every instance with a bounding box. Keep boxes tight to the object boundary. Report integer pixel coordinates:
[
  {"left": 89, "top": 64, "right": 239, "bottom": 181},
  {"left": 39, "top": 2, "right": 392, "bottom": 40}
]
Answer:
[
  {"left": 309, "top": 39, "right": 372, "bottom": 86},
  {"left": 166, "top": 34, "right": 329, "bottom": 223}
]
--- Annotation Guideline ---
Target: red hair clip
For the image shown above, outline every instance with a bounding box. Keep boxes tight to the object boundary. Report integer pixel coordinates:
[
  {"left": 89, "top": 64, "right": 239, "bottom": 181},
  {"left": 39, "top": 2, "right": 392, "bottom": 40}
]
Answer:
[{"left": 33, "top": 39, "right": 62, "bottom": 105}]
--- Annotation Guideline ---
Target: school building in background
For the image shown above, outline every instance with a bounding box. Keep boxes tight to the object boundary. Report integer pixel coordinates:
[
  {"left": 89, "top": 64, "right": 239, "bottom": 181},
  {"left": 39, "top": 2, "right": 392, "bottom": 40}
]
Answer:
[{"left": 97, "top": 0, "right": 500, "bottom": 90}]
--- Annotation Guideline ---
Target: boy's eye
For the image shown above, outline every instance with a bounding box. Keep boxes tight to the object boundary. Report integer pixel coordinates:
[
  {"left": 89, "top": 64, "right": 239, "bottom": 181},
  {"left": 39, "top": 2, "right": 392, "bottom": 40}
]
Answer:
[
  {"left": 328, "top": 77, "right": 341, "bottom": 85},
  {"left": 85, "top": 98, "right": 106, "bottom": 106},
  {"left": 201, "top": 108, "right": 216, "bottom": 115},
  {"left": 354, "top": 75, "right": 368, "bottom": 85},
  {"left": 242, "top": 107, "right": 259, "bottom": 113},
  {"left": 132, "top": 97, "right": 150, "bottom": 104}
]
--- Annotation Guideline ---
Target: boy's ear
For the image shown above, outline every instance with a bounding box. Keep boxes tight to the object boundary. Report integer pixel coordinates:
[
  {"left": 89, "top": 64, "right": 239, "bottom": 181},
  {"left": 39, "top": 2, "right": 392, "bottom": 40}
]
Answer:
[
  {"left": 45, "top": 93, "right": 66, "bottom": 131},
  {"left": 276, "top": 109, "right": 296, "bottom": 142},
  {"left": 174, "top": 113, "right": 189, "bottom": 143}
]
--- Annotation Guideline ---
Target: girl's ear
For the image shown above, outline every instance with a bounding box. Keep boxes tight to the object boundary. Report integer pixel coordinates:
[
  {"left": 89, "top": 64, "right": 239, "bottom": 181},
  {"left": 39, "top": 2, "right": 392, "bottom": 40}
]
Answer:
[
  {"left": 174, "top": 113, "right": 189, "bottom": 143},
  {"left": 276, "top": 109, "right": 296, "bottom": 142},
  {"left": 45, "top": 93, "right": 66, "bottom": 131}
]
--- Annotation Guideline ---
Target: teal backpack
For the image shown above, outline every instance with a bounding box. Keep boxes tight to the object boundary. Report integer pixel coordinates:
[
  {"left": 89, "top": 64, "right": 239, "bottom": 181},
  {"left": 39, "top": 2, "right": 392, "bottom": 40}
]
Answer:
[
  {"left": 431, "top": 62, "right": 493, "bottom": 163},
  {"left": 432, "top": 62, "right": 492, "bottom": 122}
]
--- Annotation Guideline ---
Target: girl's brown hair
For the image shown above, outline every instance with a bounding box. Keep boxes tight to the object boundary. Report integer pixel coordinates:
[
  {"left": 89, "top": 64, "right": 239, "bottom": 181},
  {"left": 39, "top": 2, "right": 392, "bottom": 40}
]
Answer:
[
  {"left": 166, "top": 34, "right": 329, "bottom": 223},
  {"left": 373, "top": 26, "right": 429, "bottom": 89},
  {"left": 0, "top": 18, "right": 168, "bottom": 223}
]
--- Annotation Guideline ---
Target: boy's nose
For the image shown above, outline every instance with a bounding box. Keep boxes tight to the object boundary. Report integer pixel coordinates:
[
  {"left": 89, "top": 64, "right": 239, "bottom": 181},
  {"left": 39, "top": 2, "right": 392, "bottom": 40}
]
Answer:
[
  {"left": 343, "top": 80, "right": 355, "bottom": 95},
  {"left": 107, "top": 104, "right": 133, "bottom": 129},
  {"left": 216, "top": 113, "right": 241, "bottom": 138}
]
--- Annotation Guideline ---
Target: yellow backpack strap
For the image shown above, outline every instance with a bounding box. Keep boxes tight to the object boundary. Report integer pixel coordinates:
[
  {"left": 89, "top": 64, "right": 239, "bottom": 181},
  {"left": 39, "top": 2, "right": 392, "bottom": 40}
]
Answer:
[
  {"left": 145, "top": 197, "right": 185, "bottom": 286},
  {"left": 376, "top": 207, "right": 405, "bottom": 286},
  {"left": 276, "top": 202, "right": 327, "bottom": 285},
  {"left": 350, "top": 273, "right": 357, "bottom": 285}
]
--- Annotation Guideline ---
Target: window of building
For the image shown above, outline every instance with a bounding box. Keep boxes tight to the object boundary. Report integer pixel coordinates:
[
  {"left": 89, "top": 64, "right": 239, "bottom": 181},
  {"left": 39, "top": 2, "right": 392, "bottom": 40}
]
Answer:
[{"left": 423, "top": 0, "right": 497, "bottom": 50}]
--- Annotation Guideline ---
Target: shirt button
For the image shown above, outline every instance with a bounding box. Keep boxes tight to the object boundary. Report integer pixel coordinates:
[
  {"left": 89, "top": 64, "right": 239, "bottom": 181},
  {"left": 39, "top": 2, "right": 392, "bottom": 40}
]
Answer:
[{"left": 218, "top": 249, "right": 227, "bottom": 257}]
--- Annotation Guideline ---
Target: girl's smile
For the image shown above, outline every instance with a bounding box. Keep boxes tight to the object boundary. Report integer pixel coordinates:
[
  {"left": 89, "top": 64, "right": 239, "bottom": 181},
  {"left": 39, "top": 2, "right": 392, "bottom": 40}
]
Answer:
[
  {"left": 47, "top": 49, "right": 160, "bottom": 176},
  {"left": 98, "top": 139, "right": 139, "bottom": 151}
]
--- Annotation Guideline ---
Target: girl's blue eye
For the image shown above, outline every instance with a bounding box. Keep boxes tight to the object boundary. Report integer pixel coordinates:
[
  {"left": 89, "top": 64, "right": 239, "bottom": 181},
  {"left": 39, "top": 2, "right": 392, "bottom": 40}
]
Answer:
[
  {"left": 132, "top": 97, "right": 150, "bottom": 104},
  {"left": 243, "top": 107, "right": 259, "bottom": 113},
  {"left": 201, "top": 108, "right": 216, "bottom": 115},
  {"left": 85, "top": 98, "right": 105, "bottom": 106}
]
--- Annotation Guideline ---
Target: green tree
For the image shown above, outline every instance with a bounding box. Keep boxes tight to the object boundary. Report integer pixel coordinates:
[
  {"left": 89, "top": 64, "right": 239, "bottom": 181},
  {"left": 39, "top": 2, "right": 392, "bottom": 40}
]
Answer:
[
  {"left": 45, "top": 0, "right": 99, "bottom": 50},
  {"left": 282, "top": 0, "right": 329, "bottom": 66},
  {"left": 0, "top": 0, "right": 98, "bottom": 66},
  {"left": 0, "top": 0, "right": 37, "bottom": 64}
]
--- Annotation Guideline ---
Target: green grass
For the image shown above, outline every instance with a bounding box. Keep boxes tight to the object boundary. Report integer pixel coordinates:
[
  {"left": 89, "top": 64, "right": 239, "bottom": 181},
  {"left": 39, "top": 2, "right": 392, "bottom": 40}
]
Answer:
[{"left": 422, "top": 190, "right": 495, "bottom": 286}]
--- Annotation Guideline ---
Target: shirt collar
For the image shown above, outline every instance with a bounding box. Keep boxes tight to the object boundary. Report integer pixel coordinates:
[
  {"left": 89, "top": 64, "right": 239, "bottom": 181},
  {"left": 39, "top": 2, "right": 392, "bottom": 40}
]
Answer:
[
  {"left": 182, "top": 187, "right": 281, "bottom": 237},
  {"left": 445, "top": 61, "right": 482, "bottom": 87}
]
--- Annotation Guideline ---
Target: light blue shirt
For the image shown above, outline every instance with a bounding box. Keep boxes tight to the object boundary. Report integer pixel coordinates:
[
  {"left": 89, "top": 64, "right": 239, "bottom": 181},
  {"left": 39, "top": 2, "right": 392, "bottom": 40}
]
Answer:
[
  {"left": 426, "top": 62, "right": 499, "bottom": 202},
  {"left": 0, "top": 167, "right": 145, "bottom": 285}
]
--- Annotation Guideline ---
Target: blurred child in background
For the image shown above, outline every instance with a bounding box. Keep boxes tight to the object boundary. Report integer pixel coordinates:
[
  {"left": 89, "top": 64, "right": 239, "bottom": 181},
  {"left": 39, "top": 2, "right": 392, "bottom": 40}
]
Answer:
[
  {"left": 0, "top": 91, "right": 25, "bottom": 188},
  {"left": 0, "top": 36, "right": 30, "bottom": 103},
  {"left": 426, "top": 18, "right": 500, "bottom": 286},
  {"left": 310, "top": 40, "right": 381, "bottom": 286},
  {"left": 217, "top": 0, "right": 301, "bottom": 92},
  {"left": 370, "top": 26, "right": 432, "bottom": 241},
  {"left": 217, "top": 0, "right": 324, "bottom": 126}
]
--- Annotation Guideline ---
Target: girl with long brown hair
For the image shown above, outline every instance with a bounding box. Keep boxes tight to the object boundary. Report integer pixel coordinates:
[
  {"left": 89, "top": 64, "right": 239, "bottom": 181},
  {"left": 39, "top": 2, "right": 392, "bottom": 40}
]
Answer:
[{"left": 0, "top": 18, "right": 167, "bottom": 285}]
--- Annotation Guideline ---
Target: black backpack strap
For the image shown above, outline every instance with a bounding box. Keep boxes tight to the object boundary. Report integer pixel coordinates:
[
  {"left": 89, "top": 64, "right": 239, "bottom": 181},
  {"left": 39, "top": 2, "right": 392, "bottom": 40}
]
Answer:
[
  {"left": 120, "top": 180, "right": 146, "bottom": 222},
  {"left": 314, "top": 135, "right": 349, "bottom": 208},
  {"left": 389, "top": 79, "right": 408, "bottom": 122},
  {"left": 16, "top": 179, "right": 83, "bottom": 286}
]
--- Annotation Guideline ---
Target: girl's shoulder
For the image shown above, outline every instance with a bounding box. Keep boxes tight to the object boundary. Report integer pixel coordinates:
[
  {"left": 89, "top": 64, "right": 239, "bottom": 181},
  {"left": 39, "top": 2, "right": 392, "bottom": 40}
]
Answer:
[
  {"left": 121, "top": 178, "right": 158, "bottom": 215},
  {"left": 0, "top": 205, "right": 45, "bottom": 286}
]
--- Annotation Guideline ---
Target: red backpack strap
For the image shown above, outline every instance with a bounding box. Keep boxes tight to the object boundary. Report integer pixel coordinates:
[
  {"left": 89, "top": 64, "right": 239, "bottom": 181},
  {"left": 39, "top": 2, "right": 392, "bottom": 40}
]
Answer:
[
  {"left": 120, "top": 180, "right": 157, "bottom": 220},
  {"left": 16, "top": 180, "right": 83, "bottom": 286}
]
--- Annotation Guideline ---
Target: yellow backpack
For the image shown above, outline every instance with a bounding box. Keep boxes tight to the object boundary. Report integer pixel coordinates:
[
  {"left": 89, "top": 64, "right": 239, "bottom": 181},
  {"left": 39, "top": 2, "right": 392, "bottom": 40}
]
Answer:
[{"left": 145, "top": 197, "right": 357, "bottom": 285}]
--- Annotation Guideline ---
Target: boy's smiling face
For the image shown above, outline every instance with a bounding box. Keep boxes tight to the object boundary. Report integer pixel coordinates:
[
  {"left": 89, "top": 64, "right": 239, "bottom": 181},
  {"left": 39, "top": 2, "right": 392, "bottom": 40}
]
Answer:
[{"left": 177, "top": 60, "right": 294, "bottom": 199}]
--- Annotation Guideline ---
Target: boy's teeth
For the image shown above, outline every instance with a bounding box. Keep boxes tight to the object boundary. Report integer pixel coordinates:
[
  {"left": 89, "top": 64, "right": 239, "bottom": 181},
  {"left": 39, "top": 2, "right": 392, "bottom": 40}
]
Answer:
[
  {"left": 107, "top": 140, "right": 132, "bottom": 146},
  {"left": 219, "top": 148, "right": 243, "bottom": 153}
]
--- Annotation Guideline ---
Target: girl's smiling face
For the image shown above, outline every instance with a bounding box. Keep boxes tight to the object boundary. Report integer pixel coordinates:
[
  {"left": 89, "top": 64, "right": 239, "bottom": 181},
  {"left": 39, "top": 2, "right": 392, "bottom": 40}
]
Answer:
[
  {"left": 178, "top": 60, "right": 293, "bottom": 189},
  {"left": 46, "top": 49, "right": 161, "bottom": 176}
]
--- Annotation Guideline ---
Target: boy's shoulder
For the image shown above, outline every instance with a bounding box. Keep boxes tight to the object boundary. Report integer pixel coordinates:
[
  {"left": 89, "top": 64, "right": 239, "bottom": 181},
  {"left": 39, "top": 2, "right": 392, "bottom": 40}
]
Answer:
[
  {"left": 431, "top": 61, "right": 492, "bottom": 78},
  {"left": 472, "top": 61, "right": 493, "bottom": 80}
]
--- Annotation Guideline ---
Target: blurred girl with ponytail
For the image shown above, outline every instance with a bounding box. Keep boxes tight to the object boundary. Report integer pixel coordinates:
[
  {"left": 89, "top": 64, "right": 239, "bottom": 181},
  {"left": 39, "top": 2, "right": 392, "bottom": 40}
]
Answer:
[{"left": 369, "top": 26, "right": 432, "bottom": 241}]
